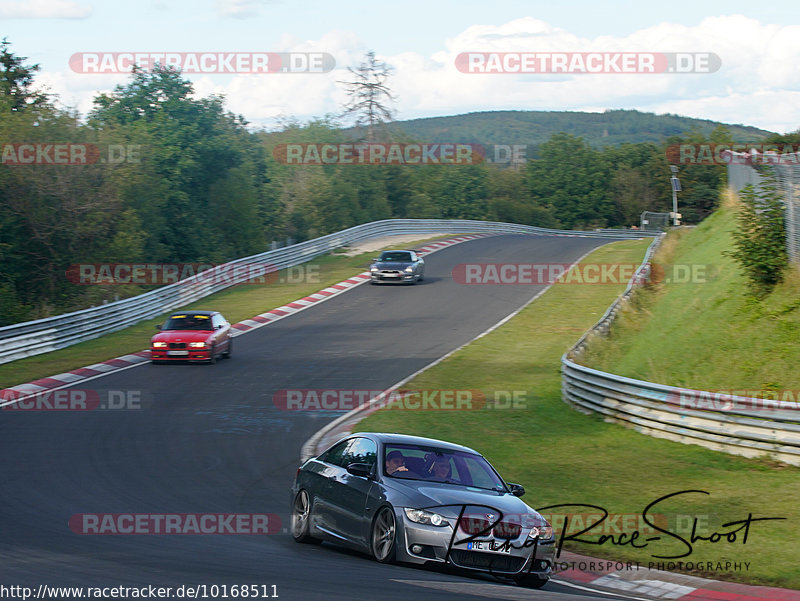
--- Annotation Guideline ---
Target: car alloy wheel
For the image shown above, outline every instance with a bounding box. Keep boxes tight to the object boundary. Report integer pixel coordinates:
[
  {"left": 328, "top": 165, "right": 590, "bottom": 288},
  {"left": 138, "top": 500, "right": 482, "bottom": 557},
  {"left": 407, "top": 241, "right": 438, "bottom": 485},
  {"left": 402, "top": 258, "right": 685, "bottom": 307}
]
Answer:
[
  {"left": 371, "top": 506, "right": 397, "bottom": 563},
  {"left": 291, "top": 490, "right": 321, "bottom": 544}
]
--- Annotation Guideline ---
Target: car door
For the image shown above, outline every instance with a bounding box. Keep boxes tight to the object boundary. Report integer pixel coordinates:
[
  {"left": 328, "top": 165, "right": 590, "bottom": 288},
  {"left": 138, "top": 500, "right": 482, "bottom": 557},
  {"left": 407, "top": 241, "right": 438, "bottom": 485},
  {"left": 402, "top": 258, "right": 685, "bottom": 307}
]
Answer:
[
  {"left": 299, "top": 439, "right": 350, "bottom": 537},
  {"left": 211, "top": 313, "right": 229, "bottom": 352},
  {"left": 326, "top": 436, "right": 379, "bottom": 548}
]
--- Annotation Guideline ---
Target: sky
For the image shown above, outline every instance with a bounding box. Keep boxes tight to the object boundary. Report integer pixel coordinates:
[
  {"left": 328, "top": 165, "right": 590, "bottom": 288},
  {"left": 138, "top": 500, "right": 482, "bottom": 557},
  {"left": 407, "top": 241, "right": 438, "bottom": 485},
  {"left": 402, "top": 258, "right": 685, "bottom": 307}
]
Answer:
[{"left": 2, "top": 0, "right": 799, "bottom": 133}]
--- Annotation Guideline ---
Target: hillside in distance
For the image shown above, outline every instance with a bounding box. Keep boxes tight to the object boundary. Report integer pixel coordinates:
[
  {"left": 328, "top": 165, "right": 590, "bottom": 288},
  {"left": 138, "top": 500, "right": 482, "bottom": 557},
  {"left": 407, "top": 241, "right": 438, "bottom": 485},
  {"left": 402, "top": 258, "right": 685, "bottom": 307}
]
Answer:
[{"left": 379, "top": 109, "right": 775, "bottom": 154}]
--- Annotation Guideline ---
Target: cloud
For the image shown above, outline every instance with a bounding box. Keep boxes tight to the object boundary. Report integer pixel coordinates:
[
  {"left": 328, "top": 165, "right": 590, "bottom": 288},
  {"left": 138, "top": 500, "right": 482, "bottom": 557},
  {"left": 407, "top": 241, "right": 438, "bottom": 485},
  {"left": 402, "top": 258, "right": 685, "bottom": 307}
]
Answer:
[
  {"left": 0, "top": 0, "right": 91, "bottom": 19},
  {"left": 39, "top": 15, "right": 800, "bottom": 133},
  {"left": 214, "top": 0, "right": 282, "bottom": 19}
]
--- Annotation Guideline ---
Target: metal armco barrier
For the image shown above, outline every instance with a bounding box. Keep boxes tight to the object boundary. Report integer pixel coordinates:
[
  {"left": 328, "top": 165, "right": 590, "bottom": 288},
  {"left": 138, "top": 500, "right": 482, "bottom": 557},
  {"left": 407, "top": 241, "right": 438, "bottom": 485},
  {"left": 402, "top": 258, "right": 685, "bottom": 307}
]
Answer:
[
  {"left": 0, "top": 219, "right": 654, "bottom": 365},
  {"left": 561, "top": 233, "right": 800, "bottom": 465}
]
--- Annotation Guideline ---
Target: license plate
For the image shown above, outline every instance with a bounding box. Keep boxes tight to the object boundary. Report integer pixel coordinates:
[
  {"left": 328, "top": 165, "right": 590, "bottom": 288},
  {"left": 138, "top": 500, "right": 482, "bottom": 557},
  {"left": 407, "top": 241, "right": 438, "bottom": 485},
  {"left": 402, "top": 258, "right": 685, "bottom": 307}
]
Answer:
[
  {"left": 167, "top": 350, "right": 189, "bottom": 356},
  {"left": 462, "top": 540, "right": 512, "bottom": 554}
]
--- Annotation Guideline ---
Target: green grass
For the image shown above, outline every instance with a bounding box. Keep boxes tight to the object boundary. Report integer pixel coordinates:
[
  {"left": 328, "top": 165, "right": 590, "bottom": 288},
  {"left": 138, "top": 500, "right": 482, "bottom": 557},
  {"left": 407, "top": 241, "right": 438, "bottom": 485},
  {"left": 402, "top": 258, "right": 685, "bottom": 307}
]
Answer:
[
  {"left": 358, "top": 233, "right": 800, "bottom": 588},
  {"left": 0, "top": 235, "right": 452, "bottom": 389},
  {"left": 582, "top": 202, "right": 800, "bottom": 392}
]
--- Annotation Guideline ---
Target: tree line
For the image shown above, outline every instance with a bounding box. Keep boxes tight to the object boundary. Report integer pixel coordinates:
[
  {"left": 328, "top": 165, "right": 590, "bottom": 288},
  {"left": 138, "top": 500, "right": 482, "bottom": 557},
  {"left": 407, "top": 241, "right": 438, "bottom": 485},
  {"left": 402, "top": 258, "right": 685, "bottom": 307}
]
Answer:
[{"left": 1, "top": 41, "right": 740, "bottom": 325}]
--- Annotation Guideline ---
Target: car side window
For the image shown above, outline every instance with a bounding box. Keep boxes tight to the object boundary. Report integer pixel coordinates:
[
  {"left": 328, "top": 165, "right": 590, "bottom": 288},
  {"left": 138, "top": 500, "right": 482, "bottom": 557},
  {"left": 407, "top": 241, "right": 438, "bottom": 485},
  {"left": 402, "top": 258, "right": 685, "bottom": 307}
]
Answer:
[
  {"left": 319, "top": 440, "right": 351, "bottom": 467},
  {"left": 342, "top": 437, "right": 377, "bottom": 468}
]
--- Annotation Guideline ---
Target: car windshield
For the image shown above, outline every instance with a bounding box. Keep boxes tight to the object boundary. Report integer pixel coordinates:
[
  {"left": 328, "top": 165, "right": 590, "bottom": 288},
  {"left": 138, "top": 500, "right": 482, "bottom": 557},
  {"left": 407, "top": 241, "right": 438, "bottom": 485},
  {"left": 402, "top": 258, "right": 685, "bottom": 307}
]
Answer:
[
  {"left": 383, "top": 443, "right": 507, "bottom": 492},
  {"left": 162, "top": 315, "right": 214, "bottom": 331},
  {"left": 379, "top": 251, "right": 412, "bottom": 262}
]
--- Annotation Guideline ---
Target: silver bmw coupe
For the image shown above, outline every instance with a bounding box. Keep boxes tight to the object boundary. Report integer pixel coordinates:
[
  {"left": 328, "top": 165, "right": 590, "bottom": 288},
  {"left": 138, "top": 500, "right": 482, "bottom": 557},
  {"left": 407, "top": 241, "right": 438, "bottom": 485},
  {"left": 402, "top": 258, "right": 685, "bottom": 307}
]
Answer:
[{"left": 290, "top": 432, "right": 555, "bottom": 588}]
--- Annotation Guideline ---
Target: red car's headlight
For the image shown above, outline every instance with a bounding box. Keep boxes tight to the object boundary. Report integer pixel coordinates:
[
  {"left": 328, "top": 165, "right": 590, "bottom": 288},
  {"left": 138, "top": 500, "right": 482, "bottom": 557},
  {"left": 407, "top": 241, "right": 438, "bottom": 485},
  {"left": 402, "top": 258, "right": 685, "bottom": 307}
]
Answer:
[
  {"left": 152, "top": 342, "right": 167, "bottom": 348},
  {"left": 188, "top": 341, "right": 207, "bottom": 348}
]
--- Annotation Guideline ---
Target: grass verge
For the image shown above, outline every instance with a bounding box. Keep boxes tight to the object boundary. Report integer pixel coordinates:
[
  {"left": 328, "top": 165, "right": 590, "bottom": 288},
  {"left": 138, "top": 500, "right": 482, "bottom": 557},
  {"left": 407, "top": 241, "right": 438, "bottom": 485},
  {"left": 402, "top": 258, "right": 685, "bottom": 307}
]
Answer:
[
  {"left": 358, "top": 233, "right": 799, "bottom": 588},
  {"left": 0, "top": 234, "right": 452, "bottom": 390}
]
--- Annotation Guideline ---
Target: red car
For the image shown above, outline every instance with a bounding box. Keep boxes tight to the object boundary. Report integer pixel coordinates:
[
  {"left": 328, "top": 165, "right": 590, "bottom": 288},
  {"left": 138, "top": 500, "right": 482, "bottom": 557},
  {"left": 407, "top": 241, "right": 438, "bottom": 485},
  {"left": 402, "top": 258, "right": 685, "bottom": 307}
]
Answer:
[{"left": 150, "top": 311, "right": 232, "bottom": 364}]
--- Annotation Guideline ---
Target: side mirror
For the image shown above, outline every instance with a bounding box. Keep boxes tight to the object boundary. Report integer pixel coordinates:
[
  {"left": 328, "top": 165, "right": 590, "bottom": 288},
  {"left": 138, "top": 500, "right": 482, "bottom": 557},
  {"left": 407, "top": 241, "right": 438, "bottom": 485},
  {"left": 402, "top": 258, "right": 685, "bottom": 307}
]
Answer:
[
  {"left": 507, "top": 482, "right": 525, "bottom": 497},
  {"left": 346, "top": 463, "right": 373, "bottom": 478},
  {"left": 155, "top": 324, "right": 162, "bottom": 330}
]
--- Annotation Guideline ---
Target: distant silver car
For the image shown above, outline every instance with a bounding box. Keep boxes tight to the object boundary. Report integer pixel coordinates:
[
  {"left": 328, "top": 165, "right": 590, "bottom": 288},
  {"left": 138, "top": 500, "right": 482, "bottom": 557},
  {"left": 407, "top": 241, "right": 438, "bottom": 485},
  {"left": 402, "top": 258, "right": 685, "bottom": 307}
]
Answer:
[
  {"left": 369, "top": 250, "right": 425, "bottom": 284},
  {"left": 290, "top": 432, "right": 555, "bottom": 589}
]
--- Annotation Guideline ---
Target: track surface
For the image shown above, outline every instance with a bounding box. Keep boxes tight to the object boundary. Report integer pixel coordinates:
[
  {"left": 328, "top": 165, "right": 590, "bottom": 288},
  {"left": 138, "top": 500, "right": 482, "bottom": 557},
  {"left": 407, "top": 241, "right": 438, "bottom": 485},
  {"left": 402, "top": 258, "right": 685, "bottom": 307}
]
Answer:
[{"left": 1, "top": 234, "right": 631, "bottom": 600}]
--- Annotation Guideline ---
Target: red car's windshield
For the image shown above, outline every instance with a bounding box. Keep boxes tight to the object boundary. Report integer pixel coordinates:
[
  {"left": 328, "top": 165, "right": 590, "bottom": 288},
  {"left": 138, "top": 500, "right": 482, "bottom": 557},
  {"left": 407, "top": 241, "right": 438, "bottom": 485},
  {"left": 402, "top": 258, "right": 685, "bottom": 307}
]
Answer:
[{"left": 162, "top": 315, "right": 214, "bottom": 331}]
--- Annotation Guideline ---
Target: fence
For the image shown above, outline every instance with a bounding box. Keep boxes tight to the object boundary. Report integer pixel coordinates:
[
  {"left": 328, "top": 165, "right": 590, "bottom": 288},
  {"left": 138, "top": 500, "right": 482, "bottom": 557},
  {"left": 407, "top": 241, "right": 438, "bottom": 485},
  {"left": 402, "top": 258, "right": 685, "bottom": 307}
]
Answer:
[
  {"left": 562, "top": 232, "right": 800, "bottom": 466},
  {"left": 727, "top": 151, "right": 800, "bottom": 263},
  {"left": 0, "top": 219, "right": 655, "bottom": 365}
]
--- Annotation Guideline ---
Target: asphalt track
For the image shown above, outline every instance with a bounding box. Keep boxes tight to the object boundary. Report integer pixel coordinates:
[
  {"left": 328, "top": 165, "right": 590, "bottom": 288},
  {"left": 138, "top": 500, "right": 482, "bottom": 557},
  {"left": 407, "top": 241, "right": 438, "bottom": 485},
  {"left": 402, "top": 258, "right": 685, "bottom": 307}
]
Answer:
[{"left": 0, "top": 234, "right": 634, "bottom": 601}]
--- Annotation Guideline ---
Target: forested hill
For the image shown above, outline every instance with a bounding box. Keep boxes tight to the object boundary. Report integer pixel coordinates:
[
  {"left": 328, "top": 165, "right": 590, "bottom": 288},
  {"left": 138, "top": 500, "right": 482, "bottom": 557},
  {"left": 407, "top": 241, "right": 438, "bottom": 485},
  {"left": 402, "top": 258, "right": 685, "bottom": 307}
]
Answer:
[{"left": 382, "top": 109, "right": 774, "bottom": 152}]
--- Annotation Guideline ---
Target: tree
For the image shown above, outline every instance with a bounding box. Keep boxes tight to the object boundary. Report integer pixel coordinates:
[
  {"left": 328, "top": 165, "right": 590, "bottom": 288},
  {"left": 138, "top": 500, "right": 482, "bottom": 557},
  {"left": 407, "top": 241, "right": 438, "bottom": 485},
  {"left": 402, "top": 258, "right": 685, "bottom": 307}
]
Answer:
[
  {"left": 727, "top": 175, "right": 788, "bottom": 295},
  {"left": 0, "top": 38, "right": 48, "bottom": 112},
  {"left": 339, "top": 51, "right": 396, "bottom": 142}
]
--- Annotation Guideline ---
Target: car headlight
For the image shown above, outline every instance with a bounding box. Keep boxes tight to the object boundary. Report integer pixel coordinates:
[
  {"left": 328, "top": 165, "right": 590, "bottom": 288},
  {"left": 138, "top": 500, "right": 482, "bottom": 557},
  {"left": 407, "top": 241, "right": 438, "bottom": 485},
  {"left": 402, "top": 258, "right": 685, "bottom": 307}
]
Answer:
[
  {"left": 188, "top": 341, "right": 207, "bottom": 348},
  {"left": 404, "top": 266, "right": 414, "bottom": 273},
  {"left": 152, "top": 342, "right": 167, "bottom": 348},
  {"left": 529, "top": 524, "right": 554, "bottom": 540},
  {"left": 404, "top": 508, "right": 449, "bottom": 527},
  {"left": 370, "top": 266, "right": 379, "bottom": 272}
]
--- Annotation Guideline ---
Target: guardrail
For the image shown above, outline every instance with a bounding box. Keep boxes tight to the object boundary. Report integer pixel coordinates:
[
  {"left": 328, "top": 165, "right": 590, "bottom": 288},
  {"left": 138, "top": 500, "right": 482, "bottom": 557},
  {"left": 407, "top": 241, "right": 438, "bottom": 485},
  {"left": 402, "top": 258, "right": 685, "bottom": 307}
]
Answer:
[
  {"left": 561, "top": 233, "right": 800, "bottom": 466},
  {"left": 0, "top": 219, "right": 655, "bottom": 366}
]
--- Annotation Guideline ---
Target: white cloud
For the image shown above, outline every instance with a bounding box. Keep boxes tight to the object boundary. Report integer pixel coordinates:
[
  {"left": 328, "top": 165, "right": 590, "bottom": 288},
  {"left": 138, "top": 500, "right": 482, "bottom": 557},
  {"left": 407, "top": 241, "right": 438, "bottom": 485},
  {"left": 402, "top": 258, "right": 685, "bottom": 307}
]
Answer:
[
  {"left": 39, "top": 15, "right": 800, "bottom": 133},
  {"left": 214, "top": 0, "right": 281, "bottom": 19},
  {"left": 0, "top": 0, "right": 91, "bottom": 19}
]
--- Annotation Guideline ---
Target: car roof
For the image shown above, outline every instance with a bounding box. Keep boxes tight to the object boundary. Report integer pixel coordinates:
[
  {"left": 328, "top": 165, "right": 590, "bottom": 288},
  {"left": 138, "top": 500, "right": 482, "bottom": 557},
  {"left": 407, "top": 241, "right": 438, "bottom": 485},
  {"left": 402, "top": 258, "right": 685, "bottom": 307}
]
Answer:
[
  {"left": 346, "top": 432, "right": 479, "bottom": 455},
  {"left": 168, "top": 310, "right": 217, "bottom": 317}
]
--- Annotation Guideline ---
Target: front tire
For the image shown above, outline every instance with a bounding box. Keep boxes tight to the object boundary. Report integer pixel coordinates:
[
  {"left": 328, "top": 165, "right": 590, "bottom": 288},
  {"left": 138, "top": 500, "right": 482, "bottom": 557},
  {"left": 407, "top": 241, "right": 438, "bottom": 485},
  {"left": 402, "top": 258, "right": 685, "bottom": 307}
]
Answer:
[
  {"left": 208, "top": 344, "right": 217, "bottom": 364},
  {"left": 222, "top": 338, "right": 232, "bottom": 359},
  {"left": 371, "top": 506, "right": 397, "bottom": 563},
  {"left": 291, "top": 490, "right": 322, "bottom": 544}
]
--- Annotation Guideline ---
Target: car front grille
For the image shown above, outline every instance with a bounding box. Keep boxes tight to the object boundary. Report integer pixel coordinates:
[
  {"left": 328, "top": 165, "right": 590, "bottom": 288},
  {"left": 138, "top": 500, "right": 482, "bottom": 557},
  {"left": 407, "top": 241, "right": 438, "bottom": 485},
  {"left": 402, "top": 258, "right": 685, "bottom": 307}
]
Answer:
[
  {"left": 449, "top": 550, "right": 526, "bottom": 573},
  {"left": 458, "top": 517, "right": 521, "bottom": 539},
  {"left": 493, "top": 522, "right": 522, "bottom": 539},
  {"left": 168, "top": 342, "right": 187, "bottom": 349}
]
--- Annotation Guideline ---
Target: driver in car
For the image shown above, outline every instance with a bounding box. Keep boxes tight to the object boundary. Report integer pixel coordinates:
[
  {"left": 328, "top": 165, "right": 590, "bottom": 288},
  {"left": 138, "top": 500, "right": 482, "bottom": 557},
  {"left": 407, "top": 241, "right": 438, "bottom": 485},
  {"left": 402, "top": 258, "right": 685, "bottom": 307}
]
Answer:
[{"left": 385, "top": 450, "right": 409, "bottom": 475}]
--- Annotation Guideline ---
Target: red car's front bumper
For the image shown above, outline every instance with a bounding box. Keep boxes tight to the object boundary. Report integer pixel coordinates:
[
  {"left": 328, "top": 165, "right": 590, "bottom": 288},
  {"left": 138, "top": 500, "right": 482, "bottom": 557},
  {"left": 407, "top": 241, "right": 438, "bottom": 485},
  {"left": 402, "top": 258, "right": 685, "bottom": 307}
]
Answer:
[{"left": 150, "top": 348, "right": 213, "bottom": 362}]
